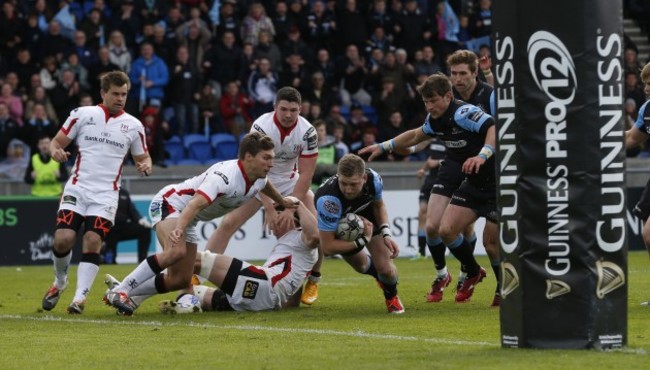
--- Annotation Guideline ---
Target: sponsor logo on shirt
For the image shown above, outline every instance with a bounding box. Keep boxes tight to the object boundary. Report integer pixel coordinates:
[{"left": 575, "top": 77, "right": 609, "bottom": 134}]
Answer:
[
  {"left": 323, "top": 199, "right": 340, "bottom": 214},
  {"left": 62, "top": 195, "right": 77, "bottom": 205},
  {"left": 213, "top": 171, "right": 229, "bottom": 184}
]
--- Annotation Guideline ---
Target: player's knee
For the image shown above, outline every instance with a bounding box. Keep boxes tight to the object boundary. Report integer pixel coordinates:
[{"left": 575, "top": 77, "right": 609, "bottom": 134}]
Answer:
[
  {"left": 166, "top": 247, "right": 188, "bottom": 264},
  {"left": 438, "top": 224, "right": 456, "bottom": 244},
  {"left": 53, "top": 229, "right": 76, "bottom": 251},
  {"left": 82, "top": 231, "right": 103, "bottom": 247},
  {"left": 424, "top": 223, "right": 440, "bottom": 238}
]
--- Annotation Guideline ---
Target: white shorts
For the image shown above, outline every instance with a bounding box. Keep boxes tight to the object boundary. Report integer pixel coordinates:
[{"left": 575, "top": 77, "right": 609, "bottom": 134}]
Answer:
[
  {"left": 149, "top": 185, "right": 199, "bottom": 244},
  {"left": 59, "top": 185, "right": 118, "bottom": 224},
  {"left": 224, "top": 259, "right": 280, "bottom": 311},
  {"left": 255, "top": 175, "right": 298, "bottom": 200}
]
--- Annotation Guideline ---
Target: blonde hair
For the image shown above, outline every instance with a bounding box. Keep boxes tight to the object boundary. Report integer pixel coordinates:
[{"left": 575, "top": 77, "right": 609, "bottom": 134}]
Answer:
[
  {"left": 337, "top": 154, "right": 366, "bottom": 177},
  {"left": 641, "top": 62, "right": 650, "bottom": 84}
]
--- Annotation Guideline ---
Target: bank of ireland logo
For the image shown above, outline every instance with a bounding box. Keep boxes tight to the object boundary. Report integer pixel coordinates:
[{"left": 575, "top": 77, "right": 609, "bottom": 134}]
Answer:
[
  {"left": 527, "top": 31, "right": 577, "bottom": 105},
  {"left": 596, "top": 260, "right": 625, "bottom": 298},
  {"left": 500, "top": 262, "right": 520, "bottom": 299}
]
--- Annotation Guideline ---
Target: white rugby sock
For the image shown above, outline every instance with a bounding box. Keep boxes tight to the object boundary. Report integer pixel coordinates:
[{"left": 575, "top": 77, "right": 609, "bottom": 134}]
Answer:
[
  {"left": 128, "top": 276, "right": 159, "bottom": 296},
  {"left": 53, "top": 251, "right": 72, "bottom": 288},
  {"left": 436, "top": 266, "right": 449, "bottom": 278},
  {"left": 116, "top": 260, "right": 157, "bottom": 294},
  {"left": 72, "top": 262, "right": 99, "bottom": 302}
]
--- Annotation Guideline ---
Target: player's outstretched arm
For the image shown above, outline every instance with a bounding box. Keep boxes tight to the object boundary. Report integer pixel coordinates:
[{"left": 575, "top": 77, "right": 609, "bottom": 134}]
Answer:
[
  {"left": 50, "top": 131, "right": 73, "bottom": 163},
  {"left": 133, "top": 152, "right": 153, "bottom": 177},
  {"left": 358, "top": 128, "right": 426, "bottom": 161}
]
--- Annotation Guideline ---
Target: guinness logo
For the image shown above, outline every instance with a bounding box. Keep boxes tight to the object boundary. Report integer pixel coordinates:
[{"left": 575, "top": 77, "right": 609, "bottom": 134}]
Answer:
[
  {"left": 500, "top": 262, "right": 519, "bottom": 299},
  {"left": 545, "top": 279, "right": 571, "bottom": 299},
  {"left": 596, "top": 260, "right": 625, "bottom": 299}
]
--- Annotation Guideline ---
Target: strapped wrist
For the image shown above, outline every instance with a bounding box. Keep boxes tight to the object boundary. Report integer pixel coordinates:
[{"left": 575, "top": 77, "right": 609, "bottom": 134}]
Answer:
[
  {"left": 380, "top": 139, "right": 396, "bottom": 153},
  {"left": 379, "top": 224, "right": 392, "bottom": 239},
  {"left": 478, "top": 144, "right": 494, "bottom": 160}
]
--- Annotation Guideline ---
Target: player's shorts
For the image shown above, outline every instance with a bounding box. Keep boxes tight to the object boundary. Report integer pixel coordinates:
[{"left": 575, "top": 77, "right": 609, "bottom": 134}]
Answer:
[
  {"left": 222, "top": 258, "right": 280, "bottom": 311},
  {"left": 58, "top": 185, "right": 118, "bottom": 224},
  {"left": 633, "top": 177, "right": 650, "bottom": 221},
  {"left": 450, "top": 179, "right": 498, "bottom": 223},
  {"left": 256, "top": 174, "right": 299, "bottom": 200},
  {"left": 149, "top": 185, "right": 199, "bottom": 244},
  {"left": 430, "top": 159, "right": 465, "bottom": 198},
  {"left": 419, "top": 168, "right": 440, "bottom": 202}
]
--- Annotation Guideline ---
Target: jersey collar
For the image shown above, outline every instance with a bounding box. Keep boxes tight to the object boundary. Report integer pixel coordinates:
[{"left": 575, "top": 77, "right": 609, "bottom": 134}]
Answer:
[
  {"left": 273, "top": 112, "right": 298, "bottom": 144},
  {"left": 237, "top": 159, "right": 253, "bottom": 194},
  {"left": 98, "top": 104, "right": 125, "bottom": 121}
]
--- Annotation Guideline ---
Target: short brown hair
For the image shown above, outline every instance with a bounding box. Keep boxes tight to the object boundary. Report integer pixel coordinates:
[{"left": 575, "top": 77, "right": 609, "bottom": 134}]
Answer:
[
  {"left": 337, "top": 154, "right": 366, "bottom": 177},
  {"left": 238, "top": 131, "right": 275, "bottom": 159},
  {"left": 275, "top": 86, "right": 302, "bottom": 105},
  {"left": 100, "top": 71, "right": 130, "bottom": 92},
  {"left": 446, "top": 49, "right": 479, "bottom": 73},
  {"left": 416, "top": 73, "right": 452, "bottom": 99}
]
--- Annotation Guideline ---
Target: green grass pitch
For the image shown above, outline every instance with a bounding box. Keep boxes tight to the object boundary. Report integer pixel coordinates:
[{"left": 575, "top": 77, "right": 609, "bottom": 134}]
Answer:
[{"left": 0, "top": 253, "right": 648, "bottom": 369}]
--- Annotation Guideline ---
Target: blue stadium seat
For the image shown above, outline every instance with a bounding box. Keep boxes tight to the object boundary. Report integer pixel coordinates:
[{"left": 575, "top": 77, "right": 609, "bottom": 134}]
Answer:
[
  {"left": 210, "top": 133, "right": 237, "bottom": 148},
  {"left": 163, "top": 141, "right": 185, "bottom": 164},
  {"left": 183, "top": 133, "right": 209, "bottom": 149},
  {"left": 188, "top": 142, "right": 214, "bottom": 163},
  {"left": 361, "top": 104, "right": 378, "bottom": 125},
  {"left": 176, "top": 158, "right": 203, "bottom": 165},
  {"left": 215, "top": 141, "right": 239, "bottom": 159},
  {"left": 167, "top": 135, "right": 182, "bottom": 143},
  {"left": 203, "top": 157, "right": 227, "bottom": 166}
]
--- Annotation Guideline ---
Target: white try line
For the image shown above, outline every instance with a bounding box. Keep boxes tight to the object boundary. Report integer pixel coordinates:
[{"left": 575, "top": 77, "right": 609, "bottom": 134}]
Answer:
[{"left": 0, "top": 314, "right": 496, "bottom": 347}]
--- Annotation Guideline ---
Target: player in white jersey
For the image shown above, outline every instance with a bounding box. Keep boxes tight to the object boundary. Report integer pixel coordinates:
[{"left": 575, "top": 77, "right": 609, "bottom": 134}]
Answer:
[
  {"left": 205, "top": 87, "right": 325, "bottom": 306},
  {"left": 105, "top": 132, "right": 298, "bottom": 315},
  {"left": 41, "top": 71, "right": 152, "bottom": 314},
  {"left": 158, "top": 198, "right": 319, "bottom": 313}
]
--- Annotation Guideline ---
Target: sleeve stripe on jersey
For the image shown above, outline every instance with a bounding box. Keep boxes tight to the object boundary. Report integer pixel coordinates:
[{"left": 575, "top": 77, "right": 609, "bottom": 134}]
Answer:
[
  {"left": 196, "top": 189, "right": 215, "bottom": 204},
  {"left": 61, "top": 118, "right": 78, "bottom": 136},
  {"left": 113, "top": 162, "right": 124, "bottom": 191},
  {"left": 71, "top": 151, "right": 82, "bottom": 185},
  {"left": 300, "top": 153, "right": 318, "bottom": 158},
  {"left": 138, "top": 131, "right": 148, "bottom": 152}
]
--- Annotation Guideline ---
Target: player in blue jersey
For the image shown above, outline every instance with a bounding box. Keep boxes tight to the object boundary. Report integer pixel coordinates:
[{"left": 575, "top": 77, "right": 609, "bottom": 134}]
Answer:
[
  {"left": 315, "top": 153, "right": 404, "bottom": 314},
  {"left": 360, "top": 73, "right": 496, "bottom": 303},
  {"left": 624, "top": 62, "right": 650, "bottom": 306}
]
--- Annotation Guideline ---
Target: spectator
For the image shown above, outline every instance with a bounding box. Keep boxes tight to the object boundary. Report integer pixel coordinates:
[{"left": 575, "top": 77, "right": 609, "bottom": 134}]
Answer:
[
  {"left": 239, "top": 42, "right": 257, "bottom": 84},
  {"left": 167, "top": 46, "right": 201, "bottom": 135},
  {"left": 280, "top": 26, "right": 312, "bottom": 64},
  {"left": 24, "top": 134, "right": 69, "bottom": 197},
  {"left": 366, "top": 25, "right": 394, "bottom": 55},
  {"left": 307, "top": 101, "right": 324, "bottom": 122},
  {"left": 335, "top": 0, "right": 368, "bottom": 53},
  {"left": 203, "top": 30, "right": 242, "bottom": 97},
  {"left": 304, "top": 71, "right": 337, "bottom": 114},
  {"left": 336, "top": 44, "right": 372, "bottom": 107},
  {"left": 12, "top": 49, "right": 40, "bottom": 98},
  {"left": 19, "top": 13, "right": 46, "bottom": 62},
  {"left": 3, "top": 72, "right": 22, "bottom": 101},
  {"left": 0, "top": 102, "right": 21, "bottom": 160},
  {"left": 312, "top": 48, "right": 337, "bottom": 88},
  {"left": 77, "top": 8, "right": 104, "bottom": 51},
  {"left": 470, "top": 0, "right": 492, "bottom": 38},
  {"left": 49, "top": 69, "right": 81, "bottom": 124},
  {"left": 373, "top": 76, "right": 402, "bottom": 124},
  {"left": 247, "top": 57, "right": 278, "bottom": 118},
  {"left": 109, "top": 0, "right": 141, "bottom": 52},
  {"left": 352, "top": 128, "right": 385, "bottom": 160},
  {"left": 31, "top": 0, "right": 55, "bottom": 34},
  {"left": 215, "top": 0, "right": 241, "bottom": 42},
  {"left": 136, "top": 0, "right": 169, "bottom": 24},
  {"left": 368, "top": 0, "right": 397, "bottom": 41},
  {"left": 279, "top": 53, "right": 310, "bottom": 92},
  {"left": 78, "top": 92, "right": 93, "bottom": 107},
  {"left": 88, "top": 46, "right": 121, "bottom": 103},
  {"left": 107, "top": 30, "right": 132, "bottom": 73},
  {"left": 414, "top": 45, "right": 442, "bottom": 77},
  {"left": 162, "top": 6, "right": 185, "bottom": 42},
  {"left": 182, "top": 6, "right": 209, "bottom": 31},
  {"left": 254, "top": 30, "right": 284, "bottom": 72},
  {"left": 0, "top": 138, "right": 30, "bottom": 180},
  {"left": 176, "top": 20, "right": 212, "bottom": 74},
  {"left": 0, "top": 1, "right": 22, "bottom": 67},
  {"left": 61, "top": 52, "right": 91, "bottom": 92},
  {"left": 287, "top": 0, "right": 309, "bottom": 36},
  {"left": 103, "top": 188, "right": 153, "bottom": 264},
  {"left": 331, "top": 122, "right": 350, "bottom": 158},
  {"left": 241, "top": 3, "right": 275, "bottom": 46},
  {"left": 139, "top": 105, "right": 168, "bottom": 166},
  {"left": 198, "top": 83, "right": 222, "bottom": 134},
  {"left": 271, "top": 0, "right": 292, "bottom": 46},
  {"left": 21, "top": 103, "right": 58, "bottom": 152},
  {"left": 379, "top": 110, "right": 409, "bottom": 161},
  {"left": 394, "top": 0, "right": 431, "bottom": 58},
  {"left": 128, "top": 42, "right": 170, "bottom": 114},
  {"left": 68, "top": 30, "right": 98, "bottom": 69},
  {"left": 624, "top": 46, "right": 644, "bottom": 76},
  {"left": 306, "top": 0, "right": 336, "bottom": 52},
  {"left": 42, "top": 20, "right": 72, "bottom": 62},
  {"left": 24, "top": 86, "right": 59, "bottom": 126},
  {"left": 0, "top": 83, "right": 23, "bottom": 126},
  {"left": 219, "top": 81, "right": 253, "bottom": 137},
  {"left": 149, "top": 23, "right": 177, "bottom": 68},
  {"left": 348, "top": 102, "right": 373, "bottom": 139},
  {"left": 311, "top": 119, "right": 338, "bottom": 189}
]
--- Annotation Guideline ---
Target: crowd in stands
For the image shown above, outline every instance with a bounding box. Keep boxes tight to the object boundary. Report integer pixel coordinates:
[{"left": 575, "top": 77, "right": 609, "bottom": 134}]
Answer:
[
  {"left": 0, "top": 0, "right": 496, "bottom": 169},
  {"left": 1, "top": 0, "right": 649, "bottom": 172}
]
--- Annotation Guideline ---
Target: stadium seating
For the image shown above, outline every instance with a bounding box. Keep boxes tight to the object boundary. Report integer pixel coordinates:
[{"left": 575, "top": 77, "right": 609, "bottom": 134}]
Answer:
[
  {"left": 183, "top": 134, "right": 209, "bottom": 149},
  {"left": 188, "top": 142, "right": 214, "bottom": 163},
  {"left": 163, "top": 141, "right": 185, "bottom": 164},
  {"left": 210, "top": 133, "right": 237, "bottom": 148},
  {"left": 215, "top": 141, "right": 239, "bottom": 159}
]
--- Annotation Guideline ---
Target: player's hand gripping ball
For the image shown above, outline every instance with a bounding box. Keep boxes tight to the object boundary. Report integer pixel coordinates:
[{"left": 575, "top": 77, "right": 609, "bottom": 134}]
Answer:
[{"left": 336, "top": 213, "right": 365, "bottom": 241}]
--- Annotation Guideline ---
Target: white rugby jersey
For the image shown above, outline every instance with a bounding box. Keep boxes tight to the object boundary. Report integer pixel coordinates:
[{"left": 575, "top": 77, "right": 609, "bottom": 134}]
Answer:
[
  {"left": 263, "top": 229, "right": 318, "bottom": 305},
  {"left": 250, "top": 112, "right": 318, "bottom": 181},
  {"left": 60, "top": 104, "right": 148, "bottom": 191},
  {"left": 162, "top": 159, "right": 268, "bottom": 222}
]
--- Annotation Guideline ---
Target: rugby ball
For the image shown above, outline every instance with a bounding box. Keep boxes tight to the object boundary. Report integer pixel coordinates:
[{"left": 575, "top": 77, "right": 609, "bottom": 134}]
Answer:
[{"left": 336, "top": 213, "right": 365, "bottom": 241}]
